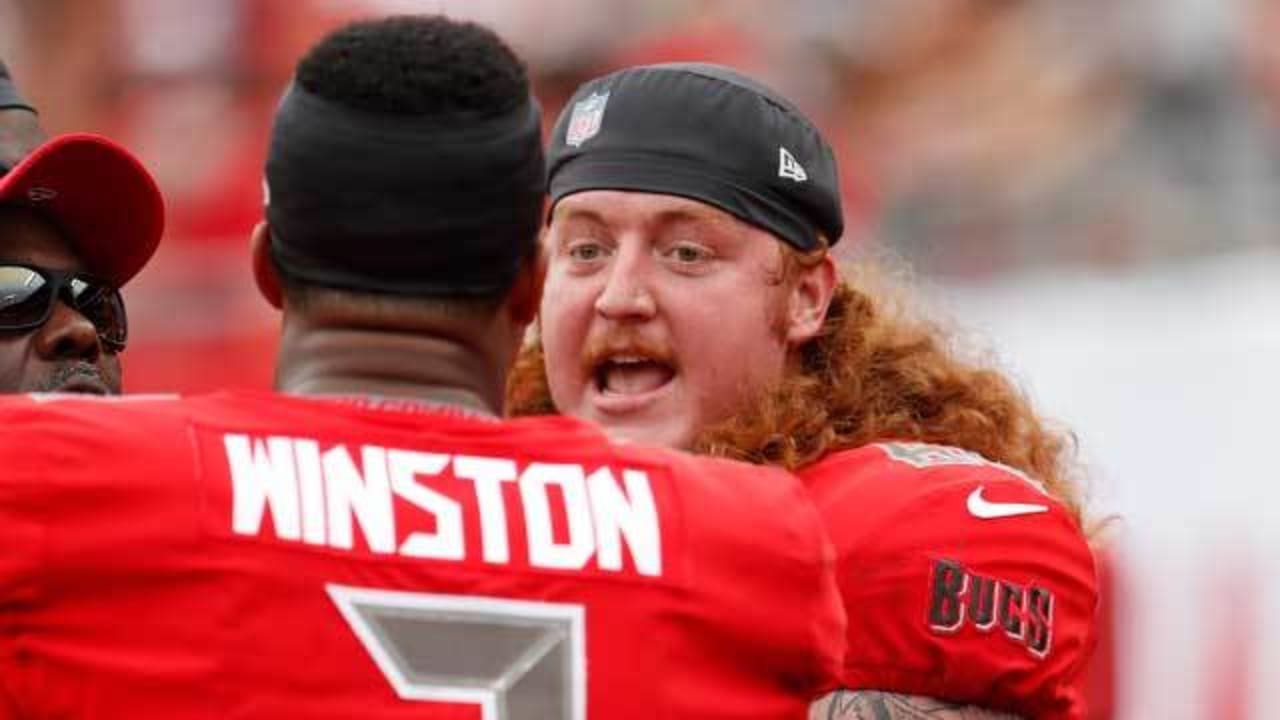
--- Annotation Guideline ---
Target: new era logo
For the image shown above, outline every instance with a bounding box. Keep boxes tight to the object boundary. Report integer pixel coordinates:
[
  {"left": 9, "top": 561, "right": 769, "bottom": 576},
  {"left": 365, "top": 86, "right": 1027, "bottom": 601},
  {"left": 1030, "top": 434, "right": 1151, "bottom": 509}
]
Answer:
[{"left": 778, "top": 147, "right": 807, "bottom": 182}]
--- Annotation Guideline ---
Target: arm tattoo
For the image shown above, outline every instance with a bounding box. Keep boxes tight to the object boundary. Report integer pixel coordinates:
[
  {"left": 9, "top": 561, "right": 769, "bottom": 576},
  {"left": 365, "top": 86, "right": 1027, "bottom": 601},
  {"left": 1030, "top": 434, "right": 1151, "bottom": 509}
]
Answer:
[{"left": 809, "top": 690, "right": 1023, "bottom": 720}]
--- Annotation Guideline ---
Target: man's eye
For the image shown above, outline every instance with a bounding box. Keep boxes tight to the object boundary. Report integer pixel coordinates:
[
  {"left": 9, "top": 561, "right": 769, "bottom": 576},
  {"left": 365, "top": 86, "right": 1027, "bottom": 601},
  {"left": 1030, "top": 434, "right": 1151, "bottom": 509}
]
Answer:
[
  {"left": 669, "top": 244, "right": 710, "bottom": 263},
  {"left": 568, "top": 243, "right": 605, "bottom": 261}
]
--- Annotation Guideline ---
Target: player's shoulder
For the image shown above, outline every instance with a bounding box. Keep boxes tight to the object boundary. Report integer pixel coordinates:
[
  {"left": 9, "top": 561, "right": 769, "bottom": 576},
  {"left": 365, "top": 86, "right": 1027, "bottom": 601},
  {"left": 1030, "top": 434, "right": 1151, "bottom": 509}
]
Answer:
[
  {"left": 508, "top": 414, "right": 804, "bottom": 494},
  {"left": 0, "top": 392, "right": 205, "bottom": 494},
  {"left": 0, "top": 391, "right": 188, "bottom": 433},
  {"left": 802, "top": 443, "right": 1097, "bottom": 643},
  {"left": 561, "top": 435, "right": 827, "bottom": 555},
  {"left": 168, "top": 391, "right": 528, "bottom": 441},
  {"left": 807, "top": 444, "right": 1100, "bottom": 717},
  {"left": 0, "top": 390, "right": 181, "bottom": 411},
  {"left": 802, "top": 441, "right": 1089, "bottom": 569},
  {"left": 597, "top": 443, "right": 844, "bottom": 678},
  {"left": 627, "top": 444, "right": 833, "bottom": 560},
  {"left": 805, "top": 441, "right": 1045, "bottom": 489},
  {"left": 804, "top": 441, "right": 1059, "bottom": 514},
  {"left": 621, "top": 440, "right": 807, "bottom": 506},
  {"left": 0, "top": 391, "right": 353, "bottom": 453}
]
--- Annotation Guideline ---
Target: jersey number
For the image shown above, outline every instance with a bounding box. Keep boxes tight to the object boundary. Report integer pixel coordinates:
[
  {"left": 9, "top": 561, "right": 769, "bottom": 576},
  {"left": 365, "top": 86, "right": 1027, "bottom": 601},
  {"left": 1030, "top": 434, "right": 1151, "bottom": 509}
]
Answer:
[{"left": 328, "top": 584, "right": 586, "bottom": 720}]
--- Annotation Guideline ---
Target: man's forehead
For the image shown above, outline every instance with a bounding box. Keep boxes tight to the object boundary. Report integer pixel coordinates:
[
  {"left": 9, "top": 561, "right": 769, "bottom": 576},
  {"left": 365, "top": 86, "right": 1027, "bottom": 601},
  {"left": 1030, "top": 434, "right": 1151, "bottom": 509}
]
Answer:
[
  {"left": 0, "top": 203, "right": 64, "bottom": 231},
  {"left": 0, "top": 205, "right": 79, "bottom": 264},
  {"left": 552, "top": 190, "right": 759, "bottom": 234}
]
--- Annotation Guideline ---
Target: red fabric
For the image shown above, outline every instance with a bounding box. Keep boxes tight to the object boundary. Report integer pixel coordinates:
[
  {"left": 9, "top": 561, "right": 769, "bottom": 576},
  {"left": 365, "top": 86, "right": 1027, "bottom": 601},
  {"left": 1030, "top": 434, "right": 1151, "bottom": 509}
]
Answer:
[
  {"left": 0, "top": 133, "right": 163, "bottom": 287},
  {"left": 1084, "top": 550, "right": 1115, "bottom": 719},
  {"left": 0, "top": 391, "right": 843, "bottom": 719},
  {"left": 802, "top": 442, "right": 1099, "bottom": 719}
]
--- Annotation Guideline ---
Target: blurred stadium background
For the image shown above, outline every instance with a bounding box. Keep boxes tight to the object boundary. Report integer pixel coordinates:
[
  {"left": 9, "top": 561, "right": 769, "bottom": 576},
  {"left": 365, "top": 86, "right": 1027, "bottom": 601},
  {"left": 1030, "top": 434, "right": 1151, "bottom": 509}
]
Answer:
[{"left": 2, "top": 0, "right": 1276, "bottom": 717}]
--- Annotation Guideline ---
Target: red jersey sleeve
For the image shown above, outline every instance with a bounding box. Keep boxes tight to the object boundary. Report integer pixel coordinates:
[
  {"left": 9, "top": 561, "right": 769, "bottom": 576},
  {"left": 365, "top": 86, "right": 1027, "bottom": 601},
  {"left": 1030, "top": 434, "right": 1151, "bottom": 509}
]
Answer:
[
  {"left": 660, "top": 451, "right": 848, "bottom": 699},
  {"left": 802, "top": 442, "right": 1099, "bottom": 719}
]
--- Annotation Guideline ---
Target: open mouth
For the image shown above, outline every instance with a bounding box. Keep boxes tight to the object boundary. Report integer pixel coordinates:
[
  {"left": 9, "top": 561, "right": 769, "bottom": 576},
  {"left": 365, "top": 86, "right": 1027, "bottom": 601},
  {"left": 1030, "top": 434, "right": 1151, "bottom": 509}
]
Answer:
[{"left": 593, "top": 354, "right": 676, "bottom": 397}]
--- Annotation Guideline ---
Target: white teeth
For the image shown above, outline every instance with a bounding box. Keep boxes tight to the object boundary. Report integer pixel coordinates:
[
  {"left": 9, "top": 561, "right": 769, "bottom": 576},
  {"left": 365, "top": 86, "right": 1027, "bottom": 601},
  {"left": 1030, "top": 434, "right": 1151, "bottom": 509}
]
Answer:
[{"left": 609, "top": 355, "right": 649, "bottom": 365}]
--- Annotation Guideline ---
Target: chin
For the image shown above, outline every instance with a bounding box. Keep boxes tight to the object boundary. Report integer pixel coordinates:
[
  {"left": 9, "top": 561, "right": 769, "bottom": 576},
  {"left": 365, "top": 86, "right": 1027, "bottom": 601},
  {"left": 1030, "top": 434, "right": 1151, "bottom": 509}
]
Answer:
[{"left": 603, "top": 421, "right": 694, "bottom": 451}]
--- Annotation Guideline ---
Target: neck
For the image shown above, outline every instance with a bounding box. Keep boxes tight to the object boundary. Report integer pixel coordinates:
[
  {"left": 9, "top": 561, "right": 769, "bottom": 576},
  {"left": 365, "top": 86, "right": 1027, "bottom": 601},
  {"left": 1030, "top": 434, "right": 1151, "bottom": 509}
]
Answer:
[{"left": 274, "top": 322, "right": 508, "bottom": 417}]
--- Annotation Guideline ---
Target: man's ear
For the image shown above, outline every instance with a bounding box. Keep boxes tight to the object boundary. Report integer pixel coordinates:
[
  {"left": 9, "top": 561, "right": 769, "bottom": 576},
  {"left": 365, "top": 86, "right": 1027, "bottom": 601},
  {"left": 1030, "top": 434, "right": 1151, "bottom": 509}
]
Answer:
[
  {"left": 250, "top": 221, "right": 283, "bottom": 309},
  {"left": 785, "top": 253, "right": 837, "bottom": 346},
  {"left": 506, "top": 245, "right": 547, "bottom": 328}
]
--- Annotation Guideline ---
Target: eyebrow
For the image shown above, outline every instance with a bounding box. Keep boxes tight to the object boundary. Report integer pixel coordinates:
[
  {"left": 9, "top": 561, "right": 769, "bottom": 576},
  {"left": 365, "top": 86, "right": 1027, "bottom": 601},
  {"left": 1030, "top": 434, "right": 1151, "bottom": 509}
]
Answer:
[
  {"left": 552, "top": 204, "right": 608, "bottom": 226},
  {"left": 554, "top": 202, "right": 734, "bottom": 231},
  {"left": 652, "top": 207, "right": 735, "bottom": 231}
]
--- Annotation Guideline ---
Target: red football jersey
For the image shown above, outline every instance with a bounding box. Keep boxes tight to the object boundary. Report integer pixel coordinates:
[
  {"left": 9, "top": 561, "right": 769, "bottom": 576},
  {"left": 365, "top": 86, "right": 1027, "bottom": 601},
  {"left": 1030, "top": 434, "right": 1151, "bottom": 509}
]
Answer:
[
  {"left": 801, "top": 442, "right": 1098, "bottom": 719},
  {"left": 0, "top": 391, "right": 844, "bottom": 719}
]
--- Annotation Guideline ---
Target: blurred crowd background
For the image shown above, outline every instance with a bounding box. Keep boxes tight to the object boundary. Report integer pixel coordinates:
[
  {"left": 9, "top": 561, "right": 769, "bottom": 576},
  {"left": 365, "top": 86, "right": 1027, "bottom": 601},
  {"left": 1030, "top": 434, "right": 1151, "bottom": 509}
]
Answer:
[{"left": 2, "top": 1, "right": 1277, "bottom": 718}]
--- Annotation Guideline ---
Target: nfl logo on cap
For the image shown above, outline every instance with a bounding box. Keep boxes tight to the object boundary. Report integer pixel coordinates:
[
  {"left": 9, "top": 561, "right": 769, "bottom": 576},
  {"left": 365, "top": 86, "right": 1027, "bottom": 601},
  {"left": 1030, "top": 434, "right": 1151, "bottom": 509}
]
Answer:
[{"left": 565, "top": 91, "right": 609, "bottom": 147}]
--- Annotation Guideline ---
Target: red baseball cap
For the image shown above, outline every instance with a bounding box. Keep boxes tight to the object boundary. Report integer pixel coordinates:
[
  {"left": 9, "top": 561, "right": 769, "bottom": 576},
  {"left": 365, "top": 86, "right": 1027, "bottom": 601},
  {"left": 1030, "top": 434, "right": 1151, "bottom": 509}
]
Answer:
[{"left": 0, "top": 133, "right": 163, "bottom": 287}]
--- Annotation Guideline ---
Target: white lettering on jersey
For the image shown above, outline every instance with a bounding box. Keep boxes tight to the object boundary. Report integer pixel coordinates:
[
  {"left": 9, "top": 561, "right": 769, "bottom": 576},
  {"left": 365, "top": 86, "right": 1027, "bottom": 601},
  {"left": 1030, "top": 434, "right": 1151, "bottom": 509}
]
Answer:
[
  {"left": 453, "top": 456, "right": 517, "bottom": 564},
  {"left": 522, "top": 463, "right": 596, "bottom": 571},
  {"left": 225, "top": 435, "right": 302, "bottom": 540},
  {"left": 221, "top": 434, "right": 664, "bottom": 577},
  {"left": 389, "top": 450, "right": 462, "bottom": 560},
  {"left": 590, "top": 469, "right": 662, "bottom": 576},
  {"left": 324, "top": 444, "right": 395, "bottom": 553},
  {"left": 295, "top": 439, "right": 327, "bottom": 545}
]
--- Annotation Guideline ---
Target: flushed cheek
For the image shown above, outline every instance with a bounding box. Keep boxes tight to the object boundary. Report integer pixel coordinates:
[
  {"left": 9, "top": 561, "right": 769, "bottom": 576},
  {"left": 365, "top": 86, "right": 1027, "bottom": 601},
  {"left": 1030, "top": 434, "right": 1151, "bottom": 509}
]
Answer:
[
  {"left": 540, "top": 276, "right": 591, "bottom": 357},
  {"left": 541, "top": 335, "right": 584, "bottom": 410},
  {"left": 539, "top": 321, "right": 590, "bottom": 411},
  {"left": 541, "top": 272, "right": 600, "bottom": 334},
  {"left": 676, "top": 329, "right": 788, "bottom": 422}
]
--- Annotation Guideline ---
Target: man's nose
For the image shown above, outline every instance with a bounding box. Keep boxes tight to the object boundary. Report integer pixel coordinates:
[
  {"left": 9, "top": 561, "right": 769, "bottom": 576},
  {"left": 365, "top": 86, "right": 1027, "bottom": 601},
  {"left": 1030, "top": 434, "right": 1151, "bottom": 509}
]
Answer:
[
  {"left": 594, "top": 251, "right": 657, "bottom": 321},
  {"left": 33, "top": 299, "right": 102, "bottom": 363}
]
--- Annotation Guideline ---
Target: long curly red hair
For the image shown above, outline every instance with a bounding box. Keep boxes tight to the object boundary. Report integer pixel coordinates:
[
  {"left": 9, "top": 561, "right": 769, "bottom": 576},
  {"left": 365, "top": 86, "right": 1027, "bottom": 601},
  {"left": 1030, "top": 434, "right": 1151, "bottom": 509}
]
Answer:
[{"left": 508, "top": 252, "right": 1084, "bottom": 522}]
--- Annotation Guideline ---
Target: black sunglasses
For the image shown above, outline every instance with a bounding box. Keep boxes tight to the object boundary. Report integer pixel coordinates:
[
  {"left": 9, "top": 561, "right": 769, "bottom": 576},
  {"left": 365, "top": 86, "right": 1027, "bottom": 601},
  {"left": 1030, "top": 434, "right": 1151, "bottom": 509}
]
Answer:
[{"left": 0, "top": 264, "right": 128, "bottom": 351}]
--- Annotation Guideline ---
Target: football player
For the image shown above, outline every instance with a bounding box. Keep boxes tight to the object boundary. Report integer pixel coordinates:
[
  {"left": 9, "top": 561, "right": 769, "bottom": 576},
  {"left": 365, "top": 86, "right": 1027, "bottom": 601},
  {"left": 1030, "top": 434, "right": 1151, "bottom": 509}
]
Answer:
[
  {"left": 512, "top": 63, "right": 1098, "bottom": 719},
  {"left": 0, "top": 18, "right": 843, "bottom": 719}
]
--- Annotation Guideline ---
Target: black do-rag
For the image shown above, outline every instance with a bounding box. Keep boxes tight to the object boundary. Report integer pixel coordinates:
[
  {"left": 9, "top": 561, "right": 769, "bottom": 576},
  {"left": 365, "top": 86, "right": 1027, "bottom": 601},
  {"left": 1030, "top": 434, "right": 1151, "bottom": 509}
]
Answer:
[
  {"left": 548, "top": 63, "right": 843, "bottom": 250},
  {"left": 265, "top": 82, "right": 546, "bottom": 297}
]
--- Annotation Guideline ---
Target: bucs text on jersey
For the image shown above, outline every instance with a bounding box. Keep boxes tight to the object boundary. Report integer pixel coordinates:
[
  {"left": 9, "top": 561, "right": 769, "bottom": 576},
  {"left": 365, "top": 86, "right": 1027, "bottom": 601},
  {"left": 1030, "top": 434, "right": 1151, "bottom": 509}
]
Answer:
[{"left": 801, "top": 441, "right": 1099, "bottom": 720}]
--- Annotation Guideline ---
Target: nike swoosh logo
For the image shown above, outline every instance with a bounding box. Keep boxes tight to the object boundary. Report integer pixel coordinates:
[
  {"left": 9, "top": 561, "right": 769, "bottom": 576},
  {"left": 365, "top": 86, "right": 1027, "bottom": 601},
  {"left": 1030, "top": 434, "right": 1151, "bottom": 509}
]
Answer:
[{"left": 966, "top": 486, "right": 1050, "bottom": 519}]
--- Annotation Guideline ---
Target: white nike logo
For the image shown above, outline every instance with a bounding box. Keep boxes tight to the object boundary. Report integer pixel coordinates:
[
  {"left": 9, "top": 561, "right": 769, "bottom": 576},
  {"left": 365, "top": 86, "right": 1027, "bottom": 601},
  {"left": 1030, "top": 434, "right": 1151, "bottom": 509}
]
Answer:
[{"left": 966, "top": 486, "right": 1050, "bottom": 519}]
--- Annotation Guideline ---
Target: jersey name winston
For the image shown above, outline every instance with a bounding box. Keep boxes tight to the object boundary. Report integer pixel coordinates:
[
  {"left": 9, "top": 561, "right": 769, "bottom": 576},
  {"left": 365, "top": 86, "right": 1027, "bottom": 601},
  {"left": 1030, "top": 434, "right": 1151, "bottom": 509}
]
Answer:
[{"left": 220, "top": 433, "right": 664, "bottom": 577}]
